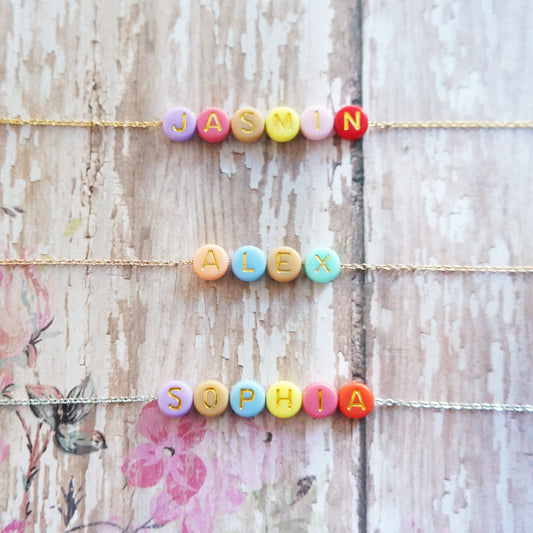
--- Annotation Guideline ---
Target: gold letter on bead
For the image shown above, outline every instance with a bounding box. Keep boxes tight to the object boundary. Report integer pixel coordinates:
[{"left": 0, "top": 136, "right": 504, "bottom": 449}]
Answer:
[{"left": 168, "top": 387, "right": 183, "bottom": 410}]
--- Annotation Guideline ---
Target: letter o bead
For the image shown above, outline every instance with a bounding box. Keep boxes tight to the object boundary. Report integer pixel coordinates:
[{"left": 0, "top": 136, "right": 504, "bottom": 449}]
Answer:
[
  {"left": 267, "top": 246, "right": 302, "bottom": 282},
  {"left": 265, "top": 106, "right": 300, "bottom": 142},
  {"left": 300, "top": 105, "right": 334, "bottom": 141},
  {"left": 302, "top": 382, "right": 338, "bottom": 418},
  {"left": 338, "top": 382, "right": 374, "bottom": 419},
  {"left": 231, "top": 107, "right": 265, "bottom": 143},
  {"left": 193, "top": 380, "right": 229, "bottom": 417},
  {"left": 158, "top": 380, "right": 194, "bottom": 417},
  {"left": 193, "top": 244, "right": 229, "bottom": 280},
  {"left": 162, "top": 107, "right": 197, "bottom": 142},
  {"left": 334, "top": 105, "right": 369, "bottom": 140},
  {"left": 196, "top": 107, "right": 231, "bottom": 143},
  {"left": 232, "top": 245, "right": 267, "bottom": 282},
  {"left": 304, "top": 247, "right": 341, "bottom": 283},
  {"left": 230, "top": 380, "right": 266, "bottom": 418},
  {"left": 266, "top": 381, "right": 302, "bottom": 418}
]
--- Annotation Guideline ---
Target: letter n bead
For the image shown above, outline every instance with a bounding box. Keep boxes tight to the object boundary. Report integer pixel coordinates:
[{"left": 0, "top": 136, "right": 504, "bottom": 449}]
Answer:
[
  {"left": 334, "top": 105, "right": 369, "bottom": 140},
  {"left": 338, "top": 382, "right": 374, "bottom": 419},
  {"left": 304, "top": 247, "right": 341, "bottom": 283},
  {"left": 158, "top": 380, "right": 194, "bottom": 417}
]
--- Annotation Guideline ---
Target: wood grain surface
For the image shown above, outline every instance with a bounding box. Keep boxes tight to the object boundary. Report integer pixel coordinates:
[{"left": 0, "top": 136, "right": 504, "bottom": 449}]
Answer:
[{"left": 0, "top": 1, "right": 531, "bottom": 532}]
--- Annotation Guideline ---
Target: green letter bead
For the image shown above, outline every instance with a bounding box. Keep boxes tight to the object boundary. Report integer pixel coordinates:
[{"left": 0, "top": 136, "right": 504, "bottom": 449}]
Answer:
[{"left": 304, "top": 247, "right": 341, "bottom": 283}]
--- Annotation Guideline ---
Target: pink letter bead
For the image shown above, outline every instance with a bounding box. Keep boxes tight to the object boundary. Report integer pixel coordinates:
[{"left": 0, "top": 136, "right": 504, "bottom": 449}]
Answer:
[
  {"left": 162, "top": 107, "right": 197, "bottom": 142},
  {"left": 300, "top": 106, "right": 334, "bottom": 141},
  {"left": 193, "top": 244, "right": 229, "bottom": 280},
  {"left": 196, "top": 107, "right": 231, "bottom": 142},
  {"left": 302, "top": 382, "right": 338, "bottom": 418},
  {"left": 158, "top": 380, "right": 194, "bottom": 417}
]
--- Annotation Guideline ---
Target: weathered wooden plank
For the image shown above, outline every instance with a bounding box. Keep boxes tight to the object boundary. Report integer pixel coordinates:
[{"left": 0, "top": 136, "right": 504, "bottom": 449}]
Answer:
[{"left": 362, "top": 2, "right": 533, "bottom": 532}]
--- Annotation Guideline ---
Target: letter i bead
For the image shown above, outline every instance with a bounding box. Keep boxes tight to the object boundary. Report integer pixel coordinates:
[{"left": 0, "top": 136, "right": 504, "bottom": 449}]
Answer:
[
  {"left": 266, "top": 381, "right": 302, "bottom": 418},
  {"left": 229, "top": 380, "right": 266, "bottom": 417},
  {"left": 162, "top": 107, "right": 197, "bottom": 142},
  {"left": 300, "top": 105, "right": 334, "bottom": 141},
  {"left": 302, "top": 382, "right": 338, "bottom": 418},
  {"left": 158, "top": 380, "right": 194, "bottom": 417}
]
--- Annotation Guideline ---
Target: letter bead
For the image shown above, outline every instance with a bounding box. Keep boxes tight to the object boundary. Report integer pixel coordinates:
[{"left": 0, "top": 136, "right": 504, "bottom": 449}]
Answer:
[
  {"left": 231, "top": 107, "right": 265, "bottom": 143},
  {"left": 334, "top": 105, "right": 369, "bottom": 140},
  {"left": 338, "top": 382, "right": 374, "bottom": 419},
  {"left": 158, "top": 380, "right": 194, "bottom": 417},
  {"left": 300, "top": 106, "right": 334, "bottom": 141},
  {"left": 267, "top": 246, "right": 302, "bottom": 282},
  {"left": 231, "top": 245, "right": 267, "bottom": 282},
  {"left": 196, "top": 107, "right": 231, "bottom": 143},
  {"left": 193, "top": 244, "right": 229, "bottom": 280},
  {"left": 193, "top": 380, "right": 229, "bottom": 417},
  {"left": 265, "top": 106, "right": 300, "bottom": 142},
  {"left": 266, "top": 381, "right": 302, "bottom": 418},
  {"left": 230, "top": 379, "right": 266, "bottom": 418},
  {"left": 162, "top": 107, "right": 197, "bottom": 142},
  {"left": 304, "top": 247, "right": 341, "bottom": 283},
  {"left": 302, "top": 382, "right": 338, "bottom": 418}
]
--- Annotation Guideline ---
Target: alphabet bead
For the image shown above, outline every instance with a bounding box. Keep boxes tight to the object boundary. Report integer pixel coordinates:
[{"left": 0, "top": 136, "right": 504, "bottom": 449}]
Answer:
[
  {"left": 231, "top": 245, "right": 267, "bottom": 282},
  {"left": 300, "top": 105, "right": 334, "bottom": 141},
  {"left": 338, "top": 382, "right": 374, "bottom": 419},
  {"left": 334, "top": 105, "right": 369, "bottom": 140},
  {"left": 229, "top": 380, "right": 266, "bottom": 418},
  {"left": 267, "top": 246, "right": 302, "bottom": 282},
  {"left": 158, "top": 380, "right": 194, "bottom": 417},
  {"left": 265, "top": 106, "right": 300, "bottom": 142},
  {"left": 266, "top": 381, "right": 302, "bottom": 418},
  {"left": 304, "top": 247, "right": 341, "bottom": 283},
  {"left": 193, "top": 244, "right": 229, "bottom": 280},
  {"left": 162, "top": 107, "right": 197, "bottom": 142},
  {"left": 231, "top": 107, "right": 265, "bottom": 143},
  {"left": 302, "top": 382, "right": 338, "bottom": 418},
  {"left": 193, "top": 380, "right": 229, "bottom": 417},
  {"left": 196, "top": 107, "right": 231, "bottom": 143}
]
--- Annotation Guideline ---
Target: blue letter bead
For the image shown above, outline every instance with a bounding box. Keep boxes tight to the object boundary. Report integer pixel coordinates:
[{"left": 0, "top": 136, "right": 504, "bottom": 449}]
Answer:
[
  {"left": 231, "top": 245, "right": 267, "bottom": 282},
  {"left": 230, "top": 380, "right": 266, "bottom": 418},
  {"left": 304, "top": 247, "right": 341, "bottom": 283}
]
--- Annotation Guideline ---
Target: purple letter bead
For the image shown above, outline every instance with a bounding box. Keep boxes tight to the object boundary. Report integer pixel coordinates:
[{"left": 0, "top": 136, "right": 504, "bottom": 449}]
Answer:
[
  {"left": 162, "top": 107, "right": 197, "bottom": 141},
  {"left": 158, "top": 380, "right": 194, "bottom": 417}
]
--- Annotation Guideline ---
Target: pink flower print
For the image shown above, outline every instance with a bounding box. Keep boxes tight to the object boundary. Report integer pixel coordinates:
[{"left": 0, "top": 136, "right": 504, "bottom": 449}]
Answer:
[
  {"left": 122, "top": 402, "right": 209, "bottom": 526},
  {"left": 1, "top": 520, "right": 28, "bottom": 533},
  {"left": 0, "top": 258, "right": 52, "bottom": 366}
]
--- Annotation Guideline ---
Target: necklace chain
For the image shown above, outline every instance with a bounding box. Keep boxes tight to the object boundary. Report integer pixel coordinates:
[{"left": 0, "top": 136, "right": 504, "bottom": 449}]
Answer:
[{"left": 1, "top": 117, "right": 533, "bottom": 130}]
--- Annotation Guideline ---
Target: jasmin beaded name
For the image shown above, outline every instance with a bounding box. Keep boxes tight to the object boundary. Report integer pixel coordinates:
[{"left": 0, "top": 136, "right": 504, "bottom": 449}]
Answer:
[
  {"left": 162, "top": 104, "right": 368, "bottom": 143},
  {"left": 158, "top": 379, "right": 374, "bottom": 420},
  {"left": 194, "top": 244, "right": 343, "bottom": 282}
]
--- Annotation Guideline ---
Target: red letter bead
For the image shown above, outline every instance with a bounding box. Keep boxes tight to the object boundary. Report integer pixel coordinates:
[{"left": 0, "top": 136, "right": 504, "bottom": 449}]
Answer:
[
  {"left": 334, "top": 105, "right": 368, "bottom": 140},
  {"left": 302, "top": 382, "right": 338, "bottom": 418},
  {"left": 196, "top": 107, "right": 231, "bottom": 143},
  {"left": 193, "top": 244, "right": 229, "bottom": 280},
  {"left": 338, "top": 382, "right": 374, "bottom": 419}
]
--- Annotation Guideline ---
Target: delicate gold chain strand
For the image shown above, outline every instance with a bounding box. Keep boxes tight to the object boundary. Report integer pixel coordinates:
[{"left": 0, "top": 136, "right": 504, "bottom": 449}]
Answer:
[
  {"left": 2, "top": 117, "right": 533, "bottom": 130},
  {"left": 1, "top": 257, "right": 532, "bottom": 274},
  {"left": 1, "top": 395, "right": 530, "bottom": 412}
]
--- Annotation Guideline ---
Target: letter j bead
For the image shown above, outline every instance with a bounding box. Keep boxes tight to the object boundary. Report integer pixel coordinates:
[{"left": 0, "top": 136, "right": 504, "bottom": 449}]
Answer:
[
  {"left": 158, "top": 380, "right": 194, "bottom": 417},
  {"left": 162, "top": 107, "right": 197, "bottom": 142}
]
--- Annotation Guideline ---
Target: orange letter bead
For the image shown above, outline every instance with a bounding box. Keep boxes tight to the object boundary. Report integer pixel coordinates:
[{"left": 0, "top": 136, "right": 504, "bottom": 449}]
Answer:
[
  {"left": 193, "top": 380, "right": 229, "bottom": 417},
  {"left": 231, "top": 107, "right": 265, "bottom": 143},
  {"left": 338, "top": 382, "right": 374, "bottom": 419},
  {"left": 193, "top": 244, "right": 229, "bottom": 280},
  {"left": 267, "top": 246, "right": 302, "bottom": 282}
]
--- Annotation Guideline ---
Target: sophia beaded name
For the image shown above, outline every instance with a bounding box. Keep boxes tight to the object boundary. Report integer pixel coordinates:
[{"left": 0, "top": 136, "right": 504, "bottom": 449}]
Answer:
[
  {"left": 163, "top": 104, "right": 368, "bottom": 143},
  {"left": 158, "top": 379, "right": 374, "bottom": 420}
]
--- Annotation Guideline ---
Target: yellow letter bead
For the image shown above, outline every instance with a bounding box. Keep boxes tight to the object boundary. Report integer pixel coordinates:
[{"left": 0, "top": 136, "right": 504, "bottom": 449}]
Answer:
[
  {"left": 231, "top": 107, "right": 265, "bottom": 143},
  {"left": 193, "top": 244, "right": 229, "bottom": 280},
  {"left": 266, "top": 381, "right": 302, "bottom": 418},
  {"left": 265, "top": 106, "right": 300, "bottom": 142},
  {"left": 267, "top": 246, "right": 302, "bottom": 282},
  {"left": 193, "top": 380, "right": 229, "bottom": 417}
]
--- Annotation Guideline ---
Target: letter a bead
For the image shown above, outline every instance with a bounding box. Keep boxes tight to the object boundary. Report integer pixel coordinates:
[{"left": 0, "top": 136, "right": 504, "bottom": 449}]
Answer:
[
  {"left": 334, "top": 105, "right": 369, "bottom": 140},
  {"left": 266, "top": 381, "right": 302, "bottom": 418},
  {"left": 230, "top": 380, "right": 266, "bottom": 417},
  {"left": 162, "top": 107, "right": 197, "bottom": 141},
  {"left": 193, "top": 380, "right": 229, "bottom": 417},
  {"left": 267, "top": 246, "right": 302, "bottom": 282},
  {"left": 265, "top": 106, "right": 300, "bottom": 142},
  {"left": 196, "top": 107, "right": 231, "bottom": 143},
  {"left": 300, "top": 106, "right": 334, "bottom": 141},
  {"left": 158, "top": 380, "right": 194, "bottom": 417},
  {"left": 302, "top": 382, "right": 338, "bottom": 418},
  {"left": 232, "top": 245, "right": 267, "bottom": 282},
  {"left": 304, "top": 247, "right": 341, "bottom": 283},
  {"left": 193, "top": 244, "right": 229, "bottom": 280},
  {"left": 338, "top": 382, "right": 374, "bottom": 419}
]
